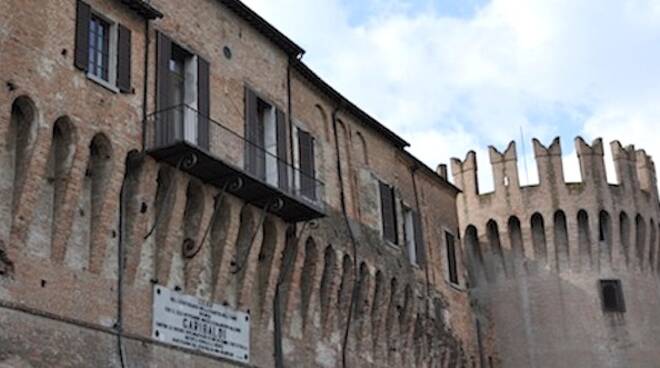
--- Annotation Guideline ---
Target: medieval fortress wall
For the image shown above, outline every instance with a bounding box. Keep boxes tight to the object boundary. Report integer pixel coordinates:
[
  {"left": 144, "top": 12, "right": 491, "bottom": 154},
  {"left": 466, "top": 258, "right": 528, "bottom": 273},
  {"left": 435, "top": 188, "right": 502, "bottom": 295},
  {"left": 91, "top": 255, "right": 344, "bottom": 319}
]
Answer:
[{"left": 452, "top": 137, "right": 660, "bottom": 368}]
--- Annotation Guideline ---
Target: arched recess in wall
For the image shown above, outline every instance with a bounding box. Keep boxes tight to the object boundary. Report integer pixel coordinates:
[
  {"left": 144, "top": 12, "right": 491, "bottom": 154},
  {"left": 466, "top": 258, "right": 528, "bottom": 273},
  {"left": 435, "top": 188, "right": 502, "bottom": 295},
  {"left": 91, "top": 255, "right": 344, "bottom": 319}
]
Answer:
[
  {"left": 278, "top": 228, "right": 299, "bottom": 319},
  {"left": 226, "top": 205, "right": 258, "bottom": 306},
  {"left": 648, "top": 219, "right": 658, "bottom": 270},
  {"left": 507, "top": 216, "right": 525, "bottom": 276},
  {"left": 319, "top": 245, "right": 337, "bottom": 330},
  {"left": 657, "top": 223, "right": 660, "bottom": 273},
  {"left": 67, "top": 133, "right": 112, "bottom": 271},
  {"left": 620, "top": 212, "right": 631, "bottom": 268},
  {"left": 599, "top": 210, "right": 613, "bottom": 267},
  {"left": 315, "top": 104, "right": 330, "bottom": 141},
  {"left": 1, "top": 96, "right": 39, "bottom": 239},
  {"left": 27, "top": 117, "right": 76, "bottom": 258},
  {"left": 530, "top": 213, "right": 547, "bottom": 266},
  {"left": 486, "top": 220, "right": 506, "bottom": 278},
  {"left": 554, "top": 210, "right": 570, "bottom": 272},
  {"left": 354, "top": 131, "right": 368, "bottom": 166},
  {"left": 464, "top": 225, "right": 484, "bottom": 285},
  {"left": 635, "top": 214, "right": 647, "bottom": 269},
  {"left": 182, "top": 180, "right": 205, "bottom": 288},
  {"left": 206, "top": 194, "right": 232, "bottom": 299},
  {"left": 119, "top": 150, "right": 145, "bottom": 283},
  {"left": 650, "top": 219, "right": 657, "bottom": 272},
  {"left": 399, "top": 284, "right": 414, "bottom": 337},
  {"left": 577, "top": 210, "right": 592, "bottom": 271},
  {"left": 255, "top": 216, "right": 278, "bottom": 318},
  {"left": 337, "top": 254, "right": 355, "bottom": 329},
  {"left": 371, "top": 270, "right": 384, "bottom": 346},
  {"left": 152, "top": 166, "right": 176, "bottom": 281},
  {"left": 355, "top": 262, "right": 371, "bottom": 320},
  {"left": 299, "top": 236, "right": 318, "bottom": 325},
  {"left": 385, "top": 277, "right": 399, "bottom": 346}
]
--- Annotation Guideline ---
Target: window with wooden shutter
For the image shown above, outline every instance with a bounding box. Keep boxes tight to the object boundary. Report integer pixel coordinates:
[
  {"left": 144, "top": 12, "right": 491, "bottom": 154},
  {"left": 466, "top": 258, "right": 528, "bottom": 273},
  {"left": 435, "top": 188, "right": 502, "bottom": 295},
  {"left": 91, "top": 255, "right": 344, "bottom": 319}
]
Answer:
[
  {"left": 117, "top": 24, "right": 131, "bottom": 93},
  {"left": 413, "top": 211, "right": 425, "bottom": 266},
  {"left": 379, "top": 181, "right": 398, "bottom": 244},
  {"left": 244, "top": 87, "right": 266, "bottom": 180},
  {"left": 197, "top": 56, "right": 210, "bottom": 150},
  {"left": 74, "top": 0, "right": 91, "bottom": 71},
  {"left": 298, "top": 129, "right": 316, "bottom": 200},
  {"left": 446, "top": 232, "right": 458, "bottom": 284},
  {"left": 75, "top": 1, "right": 131, "bottom": 91},
  {"left": 155, "top": 32, "right": 173, "bottom": 147},
  {"left": 276, "top": 109, "right": 289, "bottom": 191}
]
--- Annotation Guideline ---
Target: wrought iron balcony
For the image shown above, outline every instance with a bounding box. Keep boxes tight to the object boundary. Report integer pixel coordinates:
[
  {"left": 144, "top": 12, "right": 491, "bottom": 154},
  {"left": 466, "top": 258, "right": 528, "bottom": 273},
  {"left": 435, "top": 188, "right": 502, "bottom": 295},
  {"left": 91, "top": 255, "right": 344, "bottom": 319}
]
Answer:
[{"left": 145, "top": 104, "right": 325, "bottom": 222}]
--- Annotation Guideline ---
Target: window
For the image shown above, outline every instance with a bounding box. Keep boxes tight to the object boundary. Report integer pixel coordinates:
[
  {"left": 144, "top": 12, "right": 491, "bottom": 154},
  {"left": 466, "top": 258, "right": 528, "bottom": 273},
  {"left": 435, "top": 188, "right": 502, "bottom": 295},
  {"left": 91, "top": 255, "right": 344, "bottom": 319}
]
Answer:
[
  {"left": 379, "top": 181, "right": 398, "bottom": 244},
  {"left": 245, "top": 88, "right": 288, "bottom": 190},
  {"left": 75, "top": 1, "right": 131, "bottom": 92},
  {"left": 402, "top": 206, "right": 426, "bottom": 265},
  {"left": 446, "top": 232, "right": 459, "bottom": 284},
  {"left": 295, "top": 127, "right": 317, "bottom": 200},
  {"left": 155, "top": 33, "right": 210, "bottom": 150},
  {"left": 600, "top": 279, "right": 625, "bottom": 313},
  {"left": 88, "top": 15, "right": 111, "bottom": 81}
]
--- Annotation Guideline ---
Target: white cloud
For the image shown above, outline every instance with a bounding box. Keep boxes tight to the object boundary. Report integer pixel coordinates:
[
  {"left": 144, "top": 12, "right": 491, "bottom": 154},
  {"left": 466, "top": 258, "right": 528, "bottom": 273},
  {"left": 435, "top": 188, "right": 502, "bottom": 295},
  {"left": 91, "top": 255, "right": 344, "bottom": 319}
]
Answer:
[{"left": 243, "top": 0, "right": 660, "bottom": 192}]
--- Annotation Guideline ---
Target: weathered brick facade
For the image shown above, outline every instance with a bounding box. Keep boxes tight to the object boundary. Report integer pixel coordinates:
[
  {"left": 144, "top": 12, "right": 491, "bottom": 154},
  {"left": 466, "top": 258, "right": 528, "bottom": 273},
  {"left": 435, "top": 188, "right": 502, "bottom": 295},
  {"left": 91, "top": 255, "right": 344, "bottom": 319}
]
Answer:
[
  {"left": 0, "top": 0, "right": 478, "bottom": 367},
  {"left": 453, "top": 138, "right": 660, "bottom": 368}
]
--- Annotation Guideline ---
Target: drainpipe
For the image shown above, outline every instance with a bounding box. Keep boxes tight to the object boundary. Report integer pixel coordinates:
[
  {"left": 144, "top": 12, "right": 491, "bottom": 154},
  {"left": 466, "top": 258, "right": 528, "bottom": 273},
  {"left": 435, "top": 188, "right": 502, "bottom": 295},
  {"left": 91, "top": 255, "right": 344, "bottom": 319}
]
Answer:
[
  {"left": 141, "top": 18, "right": 151, "bottom": 150},
  {"left": 331, "top": 105, "right": 360, "bottom": 368}
]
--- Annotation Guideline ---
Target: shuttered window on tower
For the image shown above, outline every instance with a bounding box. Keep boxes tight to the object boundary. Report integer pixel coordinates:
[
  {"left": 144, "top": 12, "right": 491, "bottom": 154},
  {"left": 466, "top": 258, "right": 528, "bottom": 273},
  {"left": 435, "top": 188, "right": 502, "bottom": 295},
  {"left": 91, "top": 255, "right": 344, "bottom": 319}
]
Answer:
[
  {"left": 74, "top": 0, "right": 131, "bottom": 92},
  {"left": 379, "top": 181, "right": 398, "bottom": 244}
]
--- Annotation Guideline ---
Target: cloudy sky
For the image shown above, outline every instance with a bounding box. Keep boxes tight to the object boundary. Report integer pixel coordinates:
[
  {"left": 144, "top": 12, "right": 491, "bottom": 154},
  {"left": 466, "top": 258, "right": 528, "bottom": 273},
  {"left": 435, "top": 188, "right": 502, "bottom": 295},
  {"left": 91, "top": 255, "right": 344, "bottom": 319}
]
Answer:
[{"left": 242, "top": 0, "right": 660, "bottom": 192}]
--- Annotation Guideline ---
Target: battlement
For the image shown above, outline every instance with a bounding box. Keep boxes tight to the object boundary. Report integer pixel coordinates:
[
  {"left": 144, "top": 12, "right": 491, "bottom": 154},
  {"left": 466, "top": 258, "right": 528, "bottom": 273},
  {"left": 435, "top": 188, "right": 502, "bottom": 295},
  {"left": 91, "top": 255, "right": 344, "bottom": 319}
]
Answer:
[
  {"left": 451, "top": 136, "right": 659, "bottom": 200},
  {"left": 453, "top": 136, "right": 660, "bottom": 285}
]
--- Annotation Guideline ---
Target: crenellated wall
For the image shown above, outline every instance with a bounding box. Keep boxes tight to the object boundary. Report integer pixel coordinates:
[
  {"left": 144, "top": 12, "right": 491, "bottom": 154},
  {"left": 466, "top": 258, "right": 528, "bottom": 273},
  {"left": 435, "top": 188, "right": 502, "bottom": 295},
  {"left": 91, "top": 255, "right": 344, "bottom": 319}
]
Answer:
[{"left": 452, "top": 136, "right": 660, "bottom": 368}]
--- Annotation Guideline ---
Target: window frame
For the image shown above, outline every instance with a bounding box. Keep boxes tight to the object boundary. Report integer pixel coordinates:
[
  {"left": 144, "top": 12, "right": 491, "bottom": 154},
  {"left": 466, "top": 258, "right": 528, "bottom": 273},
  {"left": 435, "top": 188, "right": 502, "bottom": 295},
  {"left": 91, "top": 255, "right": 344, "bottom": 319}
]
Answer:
[{"left": 86, "top": 11, "right": 119, "bottom": 92}]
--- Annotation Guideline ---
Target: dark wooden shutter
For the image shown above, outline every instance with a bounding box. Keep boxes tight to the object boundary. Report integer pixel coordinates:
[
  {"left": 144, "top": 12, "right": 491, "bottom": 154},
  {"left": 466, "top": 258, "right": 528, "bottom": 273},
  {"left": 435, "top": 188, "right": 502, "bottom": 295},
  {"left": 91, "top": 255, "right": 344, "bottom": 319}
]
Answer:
[
  {"left": 74, "top": 0, "right": 91, "bottom": 71},
  {"left": 446, "top": 232, "right": 458, "bottom": 284},
  {"left": 117, "top": 24, "right": 132, "bottom": 93},
  {"left": 244, "top": 87, "right": 264, "bottom": 179},
  {"left": 298, "top": 129, "right": 316, "bottom": 200},
  {"left": 380, "top": 182, "right": 397, "bottom": 244},
  {"left": 197, "top": 56, "right": 210, "bottom": 150},
  {"left": 413, "top": 211, "right": 426, "bottom": 266},
  {"left": 155, "top": 32, "right": 172, "bottom": 147},
  {"left": 276, "top": 109, "right": 289, "bottom": 191}
]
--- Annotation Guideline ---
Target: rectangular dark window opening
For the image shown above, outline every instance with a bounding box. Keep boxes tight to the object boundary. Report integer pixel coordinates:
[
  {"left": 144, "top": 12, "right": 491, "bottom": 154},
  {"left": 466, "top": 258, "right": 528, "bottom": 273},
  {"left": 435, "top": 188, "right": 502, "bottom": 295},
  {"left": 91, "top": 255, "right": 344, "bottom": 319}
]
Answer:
[
  {"left": 600, "top": 279, "right": 625, "bottom": 313},
  {"left": 297, "top": 128, "right": 316, "bottom": 200},
  {"left": 446, "top": 232, "right": 459, "bottom": 284},
  {"left": 89, "top": 15, "right": 111, "bottom": 81},
  {"left": 379, "top": 181, "right": 398, "bottom": 245}
]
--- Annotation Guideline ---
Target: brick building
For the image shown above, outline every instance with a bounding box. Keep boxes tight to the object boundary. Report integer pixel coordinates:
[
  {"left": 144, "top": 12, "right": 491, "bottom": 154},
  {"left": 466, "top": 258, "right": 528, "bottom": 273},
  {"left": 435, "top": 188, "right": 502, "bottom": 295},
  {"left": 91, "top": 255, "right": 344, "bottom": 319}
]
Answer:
[{"left": 0, "top": 0, "right": 478, "bottom": 367}]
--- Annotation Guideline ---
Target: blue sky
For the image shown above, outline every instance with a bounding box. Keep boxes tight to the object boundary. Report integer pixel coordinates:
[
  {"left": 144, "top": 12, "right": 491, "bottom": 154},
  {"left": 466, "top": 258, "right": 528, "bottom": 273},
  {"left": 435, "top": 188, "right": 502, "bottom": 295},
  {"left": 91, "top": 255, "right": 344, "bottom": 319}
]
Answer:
[{"left": 242, "top": 0, "right": 660, "bottom": 192}]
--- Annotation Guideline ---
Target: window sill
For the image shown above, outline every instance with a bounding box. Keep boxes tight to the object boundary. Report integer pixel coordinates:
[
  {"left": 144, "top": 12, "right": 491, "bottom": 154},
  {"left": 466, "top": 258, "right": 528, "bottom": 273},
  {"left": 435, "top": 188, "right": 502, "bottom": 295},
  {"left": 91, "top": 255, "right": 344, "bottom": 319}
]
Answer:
[
  {"left": 86, "top": 73, "right": 119, "bottom": 94},
  {"left": 446, "top": 280, "right": 466, "bottom": 293}
]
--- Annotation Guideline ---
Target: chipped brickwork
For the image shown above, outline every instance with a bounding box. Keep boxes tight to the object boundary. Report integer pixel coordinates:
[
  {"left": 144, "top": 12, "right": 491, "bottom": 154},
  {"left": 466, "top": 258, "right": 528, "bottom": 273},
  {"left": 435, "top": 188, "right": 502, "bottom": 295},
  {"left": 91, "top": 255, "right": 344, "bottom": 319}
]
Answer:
[{"left": 0, "top": 0, "right": 477, "bottom": 367}]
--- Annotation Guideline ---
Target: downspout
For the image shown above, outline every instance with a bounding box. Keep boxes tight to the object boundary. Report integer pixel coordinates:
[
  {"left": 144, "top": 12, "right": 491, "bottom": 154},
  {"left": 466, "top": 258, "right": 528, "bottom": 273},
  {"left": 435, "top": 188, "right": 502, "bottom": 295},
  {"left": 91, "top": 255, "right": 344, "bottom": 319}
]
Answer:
[
  {"left": 116, "top": 158, "right": 129, "bottom": 368},
  {"left": 141, "top": 18, "right": 151, "bottom": 150},
  {"left": 332, "top": 106, "right": 360, "bottom": 368}
]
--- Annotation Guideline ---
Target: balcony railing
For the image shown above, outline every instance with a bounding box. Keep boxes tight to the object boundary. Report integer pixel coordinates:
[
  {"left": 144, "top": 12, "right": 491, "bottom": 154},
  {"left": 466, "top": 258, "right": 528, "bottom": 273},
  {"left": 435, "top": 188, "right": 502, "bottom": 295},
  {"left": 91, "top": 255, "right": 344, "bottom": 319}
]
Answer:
[{"left": 144, "top": 104, "right": 325, "bottom": 222}]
